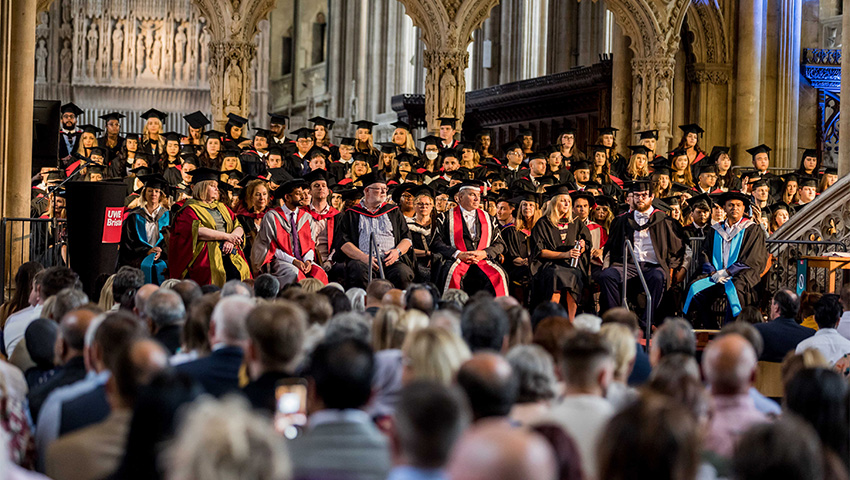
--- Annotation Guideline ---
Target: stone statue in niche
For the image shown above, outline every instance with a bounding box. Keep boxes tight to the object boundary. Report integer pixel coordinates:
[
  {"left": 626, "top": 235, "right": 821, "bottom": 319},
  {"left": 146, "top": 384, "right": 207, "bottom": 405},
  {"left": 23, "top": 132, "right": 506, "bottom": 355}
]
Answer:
[
  {"left": 60, "top": 39, "right": 72, "bottom": 80},
  {"left": 633, "top": 76, "right": 642, "bottom": 126},
  {"left": 86, "top": 21, "right": 98, "bottom": 78},
  {"left": 36, "top": 39, "right": 48, "bottom": 82},
  {"left": 439, "top": 70, "right": 457, "bottom": 116},
  {"left": 224, "top": 59, "right": 243, "bottom": 107},
  {"left": 36, "top": 12, "right": 49, "bottom": 39},
  {"left": 175, "top": 25, "right": 187, "bottom": 82},
  {"left": 136, "top": 34, "right": 146, "bottom": 76},
  {"left": 152, "top": 29, "right": 163, "bottom": 77},
  {"left": 200, "top": 29, "right": 210, "bottom": 83},
  {"left": 112, "top": 23, "right": 124, "bottom": 78},
  {"left": 655, "top": 80, "right": 670, "bottom": 128}
]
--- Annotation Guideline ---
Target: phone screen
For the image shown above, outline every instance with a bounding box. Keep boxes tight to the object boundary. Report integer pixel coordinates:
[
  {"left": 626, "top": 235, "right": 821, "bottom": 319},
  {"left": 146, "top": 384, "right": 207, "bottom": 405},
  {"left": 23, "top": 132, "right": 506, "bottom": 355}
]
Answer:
[{"left": 274, "top": 379, "right": 308, "bottom": 439}]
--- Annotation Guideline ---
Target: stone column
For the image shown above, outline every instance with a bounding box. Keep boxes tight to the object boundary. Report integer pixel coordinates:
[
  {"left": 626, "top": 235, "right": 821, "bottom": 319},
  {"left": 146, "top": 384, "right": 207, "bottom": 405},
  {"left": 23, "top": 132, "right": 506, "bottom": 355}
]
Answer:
[
  {"left": 775, "top": 0, "right": 802, "bottom": 169},
  {"left": 610, "top": 23, "right": 632, "bottom": 142},
  {"left": 688, "top": 64, "right": 731, "bottom": 149},
  {"left": 191, "top": 0, "right": 276, "bottom": 128},
  {"left": 631, "top": 56, "right": 676, "bottom": 152},
  {"left": 839, "top": 0, "right": 850, "bottom": 176},
  {"left": 734, "top": 0, "right": 764, "bottom": 164}
]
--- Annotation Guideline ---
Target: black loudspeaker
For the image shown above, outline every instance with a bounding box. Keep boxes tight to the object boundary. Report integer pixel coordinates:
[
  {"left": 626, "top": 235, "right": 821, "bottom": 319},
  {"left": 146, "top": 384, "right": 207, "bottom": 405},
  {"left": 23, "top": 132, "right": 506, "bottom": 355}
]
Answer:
[
  {"left": 65, "top": 181, "right": 127, "bottom": 297},
  {"left": 33, "top": 100, "right": 60, "bottom": 174}
]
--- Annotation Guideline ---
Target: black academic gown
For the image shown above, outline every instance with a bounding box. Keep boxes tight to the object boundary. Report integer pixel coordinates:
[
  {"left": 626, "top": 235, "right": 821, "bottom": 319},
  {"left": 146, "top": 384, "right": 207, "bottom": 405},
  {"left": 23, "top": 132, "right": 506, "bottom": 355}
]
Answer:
[
  {"left": 58, "top": 130, "right": 80, "bottom": 165},
  {"left": 604, "top": 210, "right": 686, "bottom": 279},
  {"left": 500, "top": 224, "right": 530, "bottom": 285},
  {"left": 97, "top": 135, "right": 125, "bottom": 166},
  {"left": 696, "top": 220, "right": 768, "bottom": 306},
  {"left": 409, "top": 220, "right": 434, "bottom": 282},
  {"left": 117, "top": 206, "right": 170, "bottom": 283},
  {"left": 530, "top": 217, "right": 591, "bottom": 302}
]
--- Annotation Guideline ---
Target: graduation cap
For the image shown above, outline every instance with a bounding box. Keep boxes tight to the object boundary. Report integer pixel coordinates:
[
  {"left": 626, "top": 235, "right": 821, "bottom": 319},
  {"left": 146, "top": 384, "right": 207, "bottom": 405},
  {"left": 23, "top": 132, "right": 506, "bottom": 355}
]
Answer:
[
  {"left": 226, "top": 113, "right": 248, "bottom": 127},
  {"left": 60, "top": 103, "right": 84, "bottom": 116},
  {"left": 391, "top": 183, "right": 416, "bottom": 204},
  {"left": 140, "top": 108, "right": 168, "bottom": 122},
  {"left": 589, "top": 144, "right": 608, "bottom": 155},
  {"left": 626, "top": 179, "right": 651, "bottom": 193},
  {"left": 339, "top": 137, "right": 356, "bottom": 147},
  {"left": 410, "top": 184, "right": 435, "bottom": 199},
  {"left": 130, "top": 166, "right": 152, "bottom": 176},
  {"left": 351, "top": 120, "right": 378, "bottom": 132},
  {"left": 78, "top": 124, "right": 103, "bottom": 135},
  {"left": 569, "top": 190, "right": 596, "bottom": 206},
  {"left": 125, "top": 133, "right": 141, "bottom": 141},
  {"left": 391, "top": 120, "right": 411, "bottom": 131},
  {"left": 750, "top": 178, "right": 770, "bottom": 189},
  {"left": 709, "top": 146, "right": 730, "bottom": 161},
  {"left": 303, "top": 168, "right": 330, "bottom": 186},
  {"left": 184, "top": 111, "right": 210, "bottom": 129},
  {"left": 138, "top": 174, "right": 170, "bottom": 190},
  {"left": 717, "top": 191, "right": 751, "bottom": 205},
  {"left": 418, "top": 135, "right": 442, "bottom": 147},
  {"left": 594, "top": 195, "right": 616, "bottom": 210},
  {"left": 396, "top": 153, "right": 418, "bottom": 165},
  {"left": 456, "top": 179, "right": 484, "bottom": 193},
  {"left": 205, "top": 130, "right": 225, "bottom": 141},
  {"left": 652, "top": 198, "right": 674, "bottom": 214},
  {"left": 582, "top": 180, "right": 603, "bottom": 191},
  {"left": 238, "top": 175, "right": 262, "bottom": 188},
  {"left": 188, "top": 167, "right": 221, "bottom": 184},
  {"left": 696, "top": 164, "right": 717, "bottom": 176},
  {"left": 598, "top": 126, "right": 619, "bottom": 136},
  {"left": 221, "top": 148, "right": 241, "bottom": 159},
  {"left": 133, "top": 152, "right": 153, "bottom": 163},
  {"left": 291, "top": 128, "right": 314, "bottom": 140},
  {"left": 253, "top": 128, "right": 273, "bottom": 139},
  {"left": 637, "top": 129, "right": 659, "bottom": 140},
  {"left": 306, "top": 147, "right": 328, "bottom": 160},
  {"left": 99, "top": 112, "right": 125, "bottom": 122},
  {"left": 356, "top": 172, "right": 385, "bottom": 187},
  {"left": 501, "top": 142, "right": 522, "bottom": 153},
  {"left": 823, "top": 167, "right": 838, "bottom": 176},
  {"left": 164, "top": 132, "right": 183, "bottom": 143},
  {"left": 628, "top": 145, "right": 651, "bottom": 156},
  {"left": 335, "top": 185, "right": 363, "bottom": 201},
  {"left": 652, "top": 165, "right": 671, "bottom": 177},
  {"left": 513, "top": 191, "right": 542, "bottom": 205},
  {"left": 352, "top": 152, "right": 373, "bottom": 164},
  {"left": 309, "top": 116, "right": 335, "bottom": 129},
  {"left": 267, "top": 146, "right": 284, "bottom": 157},
  {"left": 378, "top": 142, "right": 398, "bottom": 155},
  {"left": 517, "top": 128, "right": 533, "bottom": 137},
  {"left": 269, "top": 112, "right": 289, "bottom": 125},
  {"left": 438, "top": 117, "right": 457, "bottom": 129},
  {"left": 763, "top": 201, "right": 792, "bottom": 216},
  {"left": 267, "top": 168, "right": 292, "bottom": 184},
  {"left": 745, "top": 144, "right": 772, "bottom": 157},
  {"left": 274, "top": 179, "right": 308, "bottom": 199},
  {"left": 89, "top": 146, "right": 106, "bottom": 158},
  {"left": 542, "top": 184, "right": 571, "bottom": 201},
  {"left": 449, "top": 168, "right": 471, "bottom": 181},
  {"left": 86, "top": 164, "right": 106, "bottom": 176},
  {"left": 780, "top": 173, "right": 799, "bottom": 184},
  {"left": 678, "top": 124, "right": 704, "bottom": 135},
  {"left": 181, "top": 156, "right": 199, "bottom": 167},
  {"left": 571, "top": 160, "right": 591, "bottom": 171},
  {"left": 222, "top": 169, "right": 244, "bottom": 181},
  {"left": 685, "top": 193, "right": 714, "bottom": 209},
  {"left": 799, "top": 176, "right": 819, "bottom": 188},
  {"left": 557, "top": 125, "right": 577, "bottom": 136},
  {"left": 800, "top": 148, "right": 818, "bottom": 160},
  {"left": 527, "top": 151, "right": 547, "bottom": 162}
]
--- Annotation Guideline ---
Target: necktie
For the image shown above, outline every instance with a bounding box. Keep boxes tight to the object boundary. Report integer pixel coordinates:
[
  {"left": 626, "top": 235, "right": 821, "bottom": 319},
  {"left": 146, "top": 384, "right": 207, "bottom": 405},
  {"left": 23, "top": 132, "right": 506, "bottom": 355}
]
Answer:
[{"left": 290, "top": 212, "right": 302, "bottom": 260}]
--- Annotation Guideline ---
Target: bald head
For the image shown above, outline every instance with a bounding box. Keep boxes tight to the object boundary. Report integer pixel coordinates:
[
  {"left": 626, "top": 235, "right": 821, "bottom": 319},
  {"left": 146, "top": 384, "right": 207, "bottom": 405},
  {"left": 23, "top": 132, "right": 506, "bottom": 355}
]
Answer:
[
  {"left": 113, "top": 338, "right": 169, "bottom": 407},
  {"left": 447, "top": 420, "right": 557, "bottom": 480},
  {"left": 60, "top": 309, "right": 99, "bottom": 353},
  {"left": 702, "top": 333, "right": 757, "bottom": 395},
  {"left": 456, "top": 353, "right": 518, "bottom": 420},
  {"left": 134, "top": 284, "right": 160, "bottom": 316},
  {"left": 382, "top": 289, "right": 405, "bottom": 308}
]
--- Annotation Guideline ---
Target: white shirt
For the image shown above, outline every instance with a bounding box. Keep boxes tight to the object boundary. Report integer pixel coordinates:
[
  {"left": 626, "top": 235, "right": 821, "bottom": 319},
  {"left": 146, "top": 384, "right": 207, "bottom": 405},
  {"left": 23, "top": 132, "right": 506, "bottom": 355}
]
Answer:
[
  {"left": 460, "top": 206, "right": 477, "bottom": 239},
  {"left": 3, "top": 304, "right": 44, "bottom": 356},
  {"left": 632, "top": 209, "right": 659, "bottom": 265},
  {"left": 536, "top": 395, "right": 614, "bottom": 480},
  {"left": 795, "top": 328, "right": 850, "bottom": 365},
  {"left": 837, "top": 312, "right": 850, "bottom": 341},
  {"left": 274, "top": 205, "right": 315, "bottom": 264}
]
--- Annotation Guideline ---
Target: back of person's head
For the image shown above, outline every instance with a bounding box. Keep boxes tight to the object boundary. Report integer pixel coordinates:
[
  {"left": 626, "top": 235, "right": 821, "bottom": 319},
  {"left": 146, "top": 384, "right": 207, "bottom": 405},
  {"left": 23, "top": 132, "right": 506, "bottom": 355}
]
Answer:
[
  {"left": 652, "top": 317, "right": 696, "bottom": 360},
  {"left": 308, "top": 337, "right": 375, "bottom": 409},
  {"left": 441, "top": 288, "right": 469, "bottom": 310},
  {"left": 167, "top": 396, "right": 291, "bottom": 480},
  {"left": 573, "top": 313, "right": 602, "bottom": 333},
  {"left": 430, "top": 309, "right": 461, "bottom": 335},
  {"left": 702, "top": 333, "right": 757, "bottom": 395},
  {"left": 781, "top": 348, "right": 830, "bottom": 388},
  {"left": 366, "top": 279, "right": 394, "bottom": 305},
  {"left": 394, "top": 381, "right": 471, "bottom": 469},
  {"left": 345, "top": 287, "right": 367, "bottom": 312},
  {"left": 560, "top": 331, "right": 613, "bottom": 392},
  {"left": 113, "top": 338, "right": 169, "bottom": 406},
  {"left": 447, "top": 421, "right": 558, "bottom": 480},
  {"left": 51, "top": 288, "right": 89, "bottom": 322},
  {"left": 773, "top": 289, "right": 800, "bottom": 319},
  {"left": 505, "top": 305, "right": 532, "bottom": 349},
  {"left": 112, "top": 266, "right": 144, "bottom": 310},
  {"left": 732, "top": 415, "right": 825, "bottom": 480},
  {"left": 287, "top": 292, "right": 333, "bottom": 326},
  {"left": 456, "top": 352, "right": 519, "bottom": 420},
  {"left": 506, "top": 345, "right": 556, "bottom": 403},
  {"left": 598, "top": 394, "right": 700, "bottom": 480},
  {"left": 25, "top": 319, "right": 59, "bottom": 369},
  {"left": 144, "top": 289, "right": 186, "bottom": 329},
  {"left": 601, "top": 307, "right": 639, "bottom": 332},
  {"left": 718, "top": 321, "right": 764, "bottom": 358},
  {"left": 10, "top": 261, "right": 43, "bottom": 309},
  {"left": 372, "top": 305, "right": 406, "bottom": 351},
  {"left": 531, "top": 302, "right": 568, "bottom": 331},
  {"left": 646, "top": 360, "right": 708, "bottom": 421},
  {"left": 221, "top": 280, "right": 253, "bottom": 298},
  {"left": 461, "top": 299, "right": 509, "bottom": 352},
  {"left": 245, "top": 302, "right": 307, "bottom": 371},
  {"left": 182, "top": 293, "right": 217, "bottom": 354},
  {"left": 94, "top": 310, "right": 147, "bottom": 371},
  {"left": 737, "top": 306, "right": 765, "bottom": 324},
  {"left": 798, "top": 290, "right": 823, "bottom": 324},
  {"left": 405, "top": 284, "right": 435, "bottom": 315},
  {"left": 318, "top": 286, "right": 352, "bottom": 315},
  {"left": 252, "top": 274, "right": 280, "bottom": 300},
  {"left": 530, "top": 424, "right": 584, "bottom": 480},
  {"left": 402, "top": 327, "right": 471, "bottom": 385},
  {"left": 169, "top": 280, "right": 203, "bottom": 310},
  {"left": 210, "top": 296, "right": 255, "bottom": 345},
  {"left": 599, "top": 323, "right": 637, "bottom": 381},
  {"left": 785, "top": 368, "right": 849, "bottom": 460},
  {"left": 532, "top": 317, "right": 574, "bottom": 362},
  {"left": 298, "top": 277, "right": 324, "bottom": 293},
  {"left": 60, "top": 308, "right": 99, "bottom": 353},
  {"left": 814, "top": 294, "right": 842, "bottom": 329},
  {"left": 324, "top": 311, "right": 370, "bottom": 343},
  {"left": 39, "top": 266, "right": 80, "bottom": 300}
]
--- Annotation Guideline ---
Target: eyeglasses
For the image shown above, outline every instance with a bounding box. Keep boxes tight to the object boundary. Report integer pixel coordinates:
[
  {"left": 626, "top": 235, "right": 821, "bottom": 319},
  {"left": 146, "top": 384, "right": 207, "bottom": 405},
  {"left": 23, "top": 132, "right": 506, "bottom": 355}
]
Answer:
[
  {"left": 367, "top": 187, "right": 388, "bottom": 193},
  {"left": 415, "top": 202, "right": 433, "bottom": 207},
  {"left": 633, "top": 192, "right": 650, "bottom": 198}
]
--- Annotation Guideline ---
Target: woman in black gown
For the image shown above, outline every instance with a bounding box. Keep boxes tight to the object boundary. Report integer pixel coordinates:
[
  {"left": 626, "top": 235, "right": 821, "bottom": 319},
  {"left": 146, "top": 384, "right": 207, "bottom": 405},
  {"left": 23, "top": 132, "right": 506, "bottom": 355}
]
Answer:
[
  {"left": 408, "top": 185, "right": 436, "bottom": 282},
  {"left": 531, "top": 186, "right": 591, "bottom": 320}
]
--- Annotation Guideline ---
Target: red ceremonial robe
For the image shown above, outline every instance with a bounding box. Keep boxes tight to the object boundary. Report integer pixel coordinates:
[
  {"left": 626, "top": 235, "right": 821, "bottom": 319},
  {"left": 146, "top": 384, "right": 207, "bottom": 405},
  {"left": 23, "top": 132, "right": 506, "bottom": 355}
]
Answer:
[
  {"left": 441, "top": 206, "right": 508, "bottom": 296},
  {"left": 252, "top": 207, "right": 328, "bottom": 283}
]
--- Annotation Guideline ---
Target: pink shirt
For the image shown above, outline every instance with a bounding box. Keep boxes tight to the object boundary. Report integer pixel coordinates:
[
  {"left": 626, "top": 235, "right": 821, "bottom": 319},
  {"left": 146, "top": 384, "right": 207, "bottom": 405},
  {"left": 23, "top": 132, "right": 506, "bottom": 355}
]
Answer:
[{"left": 704, "top": 393, "right": 768, "bottom": 458}]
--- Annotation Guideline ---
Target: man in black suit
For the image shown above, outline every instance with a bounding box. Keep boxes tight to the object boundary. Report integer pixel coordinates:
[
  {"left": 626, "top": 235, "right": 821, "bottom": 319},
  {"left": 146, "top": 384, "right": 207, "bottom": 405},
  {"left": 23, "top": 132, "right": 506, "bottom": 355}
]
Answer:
[
  {"left": 290, "top": 338, "right": 391, "bottom": 480},
  {"left": 58, "top": 102, "right": 84, "bottom": 167},
  {"left": 432, "top": 180, "right": 508, "bottom": 297},
  {"left": 754, "top": 289, "right": 815, "bottom": 362},
  {"left": 241, "top": 302, "right": 306, "bottom": 415},
  {"left": 175, "top": 296, "right": 255, "bottom": 397},
  {"left": 143, "top": 289, "right": 185, "bottom": 355}
]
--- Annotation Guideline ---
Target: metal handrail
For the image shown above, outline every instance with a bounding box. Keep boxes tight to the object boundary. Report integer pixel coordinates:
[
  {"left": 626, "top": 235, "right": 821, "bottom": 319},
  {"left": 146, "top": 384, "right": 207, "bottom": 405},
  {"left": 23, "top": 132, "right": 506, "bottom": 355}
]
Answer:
[
  {"left": 623, "top": 239, "right": 652, "bottom": 350},
  {"left": 366, "top": 232, "right": 386, "bottom": 283},
  {"left": 730, "top": 166, "right": 798, "bottom": 175}
]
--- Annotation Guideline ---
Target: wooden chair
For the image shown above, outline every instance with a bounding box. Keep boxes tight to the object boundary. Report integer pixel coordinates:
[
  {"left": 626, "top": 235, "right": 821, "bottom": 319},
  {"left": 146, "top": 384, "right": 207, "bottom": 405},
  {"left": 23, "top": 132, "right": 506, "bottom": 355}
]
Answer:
[{"left": 754, "top": 361, "right": 784, "bottom": 399}]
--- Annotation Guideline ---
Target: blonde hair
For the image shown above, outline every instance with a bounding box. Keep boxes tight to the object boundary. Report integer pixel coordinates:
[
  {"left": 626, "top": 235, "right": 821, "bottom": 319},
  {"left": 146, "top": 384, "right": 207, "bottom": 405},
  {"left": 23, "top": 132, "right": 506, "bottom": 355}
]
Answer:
[
  {"left": 395, "top": 128, "right": 418, "bottom": 154},
  {"left": 402, "top": 327, "right": 471, "bottom": 385},
  {"left": 373, "top": 306, "right": 430, "bottom": 351},
  {"left": 516, "top": 201, "right": 542, "bottom": 233},
  {"left": 167, "top": 396, "right": 291, "bottom": 480},
  {"left": 600, "top": 323, "right": 637, "bottom": 381},
  {"left": 541, "top": 194, "right": 573, "bottom": 226},
  {"left": 142, "top": 117, "right": 165, "bottom": 151},
  {"left": 298, "top": 278, "right": 324, "bottom": 294},
  {"left": 460, "top": 145, "right": 481, "bottom": 169},
  {"left": 98, "top": 275, "right": 115, "bottom": 311},
  {"left": 74, "top": 132, "right": 98, "bottom": 156},
  {"left": 627, "top": 153, "right": 650, "bottom": 179},
  {"left": 192, "top": 180, "right": 218, "bottom": 202}
]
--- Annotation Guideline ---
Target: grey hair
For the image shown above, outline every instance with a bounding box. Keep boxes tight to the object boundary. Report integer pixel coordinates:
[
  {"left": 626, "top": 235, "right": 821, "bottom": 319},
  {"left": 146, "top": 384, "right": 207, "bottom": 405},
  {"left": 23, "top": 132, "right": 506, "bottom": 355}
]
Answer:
[
  {"left": 166, "top": 396, "right": 291, "bottom": 480},
  {"left": 345, "top": 288, "right": 367, "bottom": 313},
  {"left": 145, "top": 289, "right": 186, "bottom": 328},
  {"left": 653, "top": 317, "right": 696, "bottom": 358},
  {"left": 84, "top": 312, "right": 108, "bottom": 349},
  {"left": 211, "top": 296, "right": 255, "bottom": 342},
  {"left": 159, "top": 279, "right": 181, "bottom": 290},
  {"left": 51, "top": 288, "right": 90, "bottom": 323},
  {"left": 506, "top": 344, "right": 557, "bottom": 403},
  {"left": 221, "top": 280, "right": 253, "bottom": 298},
  {"left": 324, "top": 312, "right": 370, "bottom": 344},
  {"left": 441, "top": 289, "right": 468, "bottom": 307}
]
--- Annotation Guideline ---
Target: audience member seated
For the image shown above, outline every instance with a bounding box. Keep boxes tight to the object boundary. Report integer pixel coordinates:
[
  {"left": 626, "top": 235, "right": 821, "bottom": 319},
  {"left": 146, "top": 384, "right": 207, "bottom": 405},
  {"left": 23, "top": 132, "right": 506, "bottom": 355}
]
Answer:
[
  {"left": 732, "top": 416, "right": 829, "bottom": 480},
  {"left": 795, "top": 294, "right": 850, "bottom": 365},
  {"left": 784, "top": 368, "right": 849, "bottom": 467},
  {"left": 144, "top": 289, "right": 186, "bottom": 354},
  {"left": 505, "top": 345, "right": 557, "bottom": 425},
  {"left": 456, "top": 352, "right": 518, "bottom": 422},
  {"left": 364, "top": 280, "right": 393, "bottom": 317},
  {"left": 460, "top": 299, "right": 509, "bottom": 353},
  {"left": 601, "top": 307, "right": 651, "bottom": 385},
  {"left": 401, "top": 327, "right": 470, "bottom": 386},
  {"left": 754, "top": 289, "right": 814, "bottom": 362},
  {"left": 649, "top": 317, "right": 696, "bottom": 366}
]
